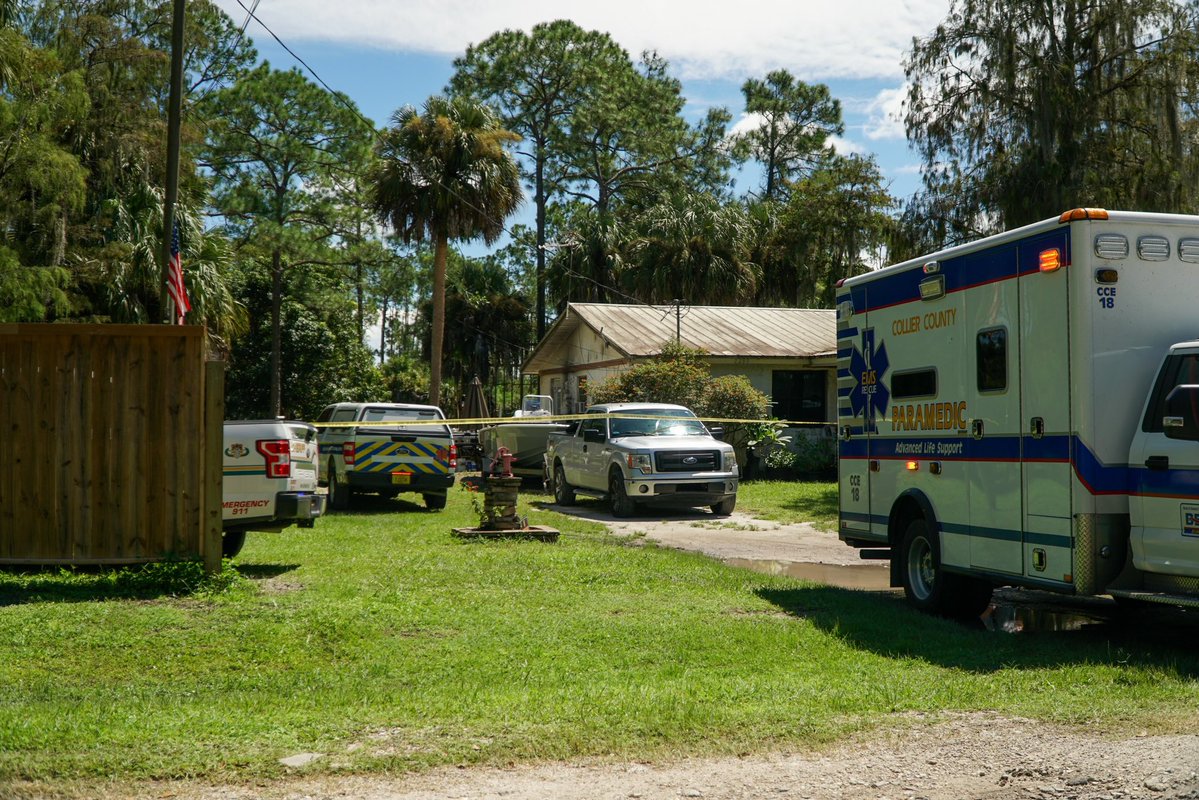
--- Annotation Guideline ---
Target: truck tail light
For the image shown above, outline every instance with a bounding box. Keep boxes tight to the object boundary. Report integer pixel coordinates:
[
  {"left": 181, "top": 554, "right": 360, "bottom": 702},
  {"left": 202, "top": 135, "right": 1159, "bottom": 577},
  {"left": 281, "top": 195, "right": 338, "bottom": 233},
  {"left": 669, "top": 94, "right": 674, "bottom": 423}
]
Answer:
[
  {"left": 257, "top": 439, "right": 292, "bottom": 478},
  {"left": 343, "top": 441, "right": 355, "bottom": 466},
  {"left": 437, "top": 444, "right": 458, "bottom": 469}
]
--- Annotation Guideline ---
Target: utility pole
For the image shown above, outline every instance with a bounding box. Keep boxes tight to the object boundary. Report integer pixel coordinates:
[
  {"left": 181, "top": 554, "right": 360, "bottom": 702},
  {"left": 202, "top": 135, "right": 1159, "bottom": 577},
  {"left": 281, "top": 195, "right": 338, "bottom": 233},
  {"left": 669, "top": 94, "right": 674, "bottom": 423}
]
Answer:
[
  {"left": 160, "top": 0, "right": 186, "bottom": 322},
  {"left": 673, "top": 298, "right": 682, "bottom": 343}
]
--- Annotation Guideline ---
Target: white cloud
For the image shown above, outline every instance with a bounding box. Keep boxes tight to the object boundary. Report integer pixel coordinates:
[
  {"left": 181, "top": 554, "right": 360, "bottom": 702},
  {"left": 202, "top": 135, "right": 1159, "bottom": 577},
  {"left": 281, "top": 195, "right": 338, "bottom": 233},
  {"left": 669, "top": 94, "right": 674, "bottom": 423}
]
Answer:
[
  {"left": 729, "top": 112, "right": 766, "bottom": 138},
  {"left": 221, "top": 0, "right": 949, "bottom": 82},
  {"left": 728, "top": 114, "right": 864, "bottom": 156},
  {"left": 864, "top": 86, "right": 908, "bottom": 140},
  {"left": 828, "top": 135, "right": 865, "bottom": 156}
]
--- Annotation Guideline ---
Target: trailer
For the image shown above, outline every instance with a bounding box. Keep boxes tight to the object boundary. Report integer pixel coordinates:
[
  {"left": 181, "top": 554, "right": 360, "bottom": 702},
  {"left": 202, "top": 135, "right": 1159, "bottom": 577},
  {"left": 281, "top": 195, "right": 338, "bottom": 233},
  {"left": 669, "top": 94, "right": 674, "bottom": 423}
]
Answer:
[{"left": 837, "top": 208, "right": 1199, "bottom": 617}]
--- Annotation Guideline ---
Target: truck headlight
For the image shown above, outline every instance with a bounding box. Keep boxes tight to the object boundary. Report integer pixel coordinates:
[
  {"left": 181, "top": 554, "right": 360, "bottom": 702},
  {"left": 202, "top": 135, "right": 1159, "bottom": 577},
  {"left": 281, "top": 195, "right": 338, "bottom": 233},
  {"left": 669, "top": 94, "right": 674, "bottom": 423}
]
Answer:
[
  {"left": 627, "top": 452, "right": 653, "bottom": 473},
  {"left": 724, "top": 450, "right": 737, "bottom": 472}
]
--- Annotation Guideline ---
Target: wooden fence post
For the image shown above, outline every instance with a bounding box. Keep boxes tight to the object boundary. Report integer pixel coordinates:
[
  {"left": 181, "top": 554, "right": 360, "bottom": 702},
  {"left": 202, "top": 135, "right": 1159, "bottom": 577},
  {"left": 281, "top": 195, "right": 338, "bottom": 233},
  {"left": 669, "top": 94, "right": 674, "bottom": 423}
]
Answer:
[{"left": 203, "top": 360, "right": 225, "bottom": 574}]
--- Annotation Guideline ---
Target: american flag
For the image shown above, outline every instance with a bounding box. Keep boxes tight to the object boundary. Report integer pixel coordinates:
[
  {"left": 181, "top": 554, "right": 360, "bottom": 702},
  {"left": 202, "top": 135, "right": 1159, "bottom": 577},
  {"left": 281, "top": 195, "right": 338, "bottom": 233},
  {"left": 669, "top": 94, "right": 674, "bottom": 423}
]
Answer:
[{"left": 166, "top": 221, "right": 190, "bottom": 324}]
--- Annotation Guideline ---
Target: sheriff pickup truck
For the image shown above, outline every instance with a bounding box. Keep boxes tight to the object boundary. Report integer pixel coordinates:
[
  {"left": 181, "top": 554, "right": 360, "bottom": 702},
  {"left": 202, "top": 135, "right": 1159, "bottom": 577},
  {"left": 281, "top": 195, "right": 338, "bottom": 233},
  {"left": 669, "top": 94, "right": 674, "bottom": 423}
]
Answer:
[
  {"left": 222, "top": 419, "right": 325, "bottom": 558},
  {"left": 545, "top": 403, "right": 738, "bottom": 517},
  {"left": 316, "top": 402, "right": 456, "bottom": 511}
]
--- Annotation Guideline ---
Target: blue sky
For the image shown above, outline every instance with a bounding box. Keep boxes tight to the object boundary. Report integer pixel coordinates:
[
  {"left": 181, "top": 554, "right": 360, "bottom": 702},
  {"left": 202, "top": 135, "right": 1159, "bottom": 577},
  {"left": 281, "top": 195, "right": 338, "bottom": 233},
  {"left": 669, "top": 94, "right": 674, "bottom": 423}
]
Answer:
[{"left": 215, "top": 0, "right": 950, "bottom": 235}]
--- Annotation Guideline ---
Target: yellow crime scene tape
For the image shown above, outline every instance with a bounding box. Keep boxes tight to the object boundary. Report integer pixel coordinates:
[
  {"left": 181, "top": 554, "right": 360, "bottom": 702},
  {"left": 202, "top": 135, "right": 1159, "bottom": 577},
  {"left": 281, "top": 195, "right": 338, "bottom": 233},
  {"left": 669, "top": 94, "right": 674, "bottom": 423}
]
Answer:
[{"left": 310, "top": 413, "right": 831, "bottom": 428}]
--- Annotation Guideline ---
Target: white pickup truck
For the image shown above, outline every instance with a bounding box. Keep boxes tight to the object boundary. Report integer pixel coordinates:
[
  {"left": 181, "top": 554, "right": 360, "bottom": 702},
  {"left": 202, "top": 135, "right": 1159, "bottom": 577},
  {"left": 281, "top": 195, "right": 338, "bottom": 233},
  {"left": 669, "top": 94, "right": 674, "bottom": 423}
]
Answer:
[
  {"left": 545, "top": 403, "right": 738, "bottom": 517},
  {"left": 222, "top": 420, "right": 325, "bottom": 558}
]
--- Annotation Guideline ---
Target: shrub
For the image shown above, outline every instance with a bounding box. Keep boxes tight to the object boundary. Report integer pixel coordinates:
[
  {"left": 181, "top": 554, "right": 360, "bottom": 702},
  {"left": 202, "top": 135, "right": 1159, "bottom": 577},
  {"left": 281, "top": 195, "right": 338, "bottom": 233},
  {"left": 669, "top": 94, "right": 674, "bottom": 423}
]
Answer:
[
  {"left": 792, "top": 434, "right": 837, "bottom": 478},
  {"left": 590, "top": 342, "right": 709, "bottom": 409},
  {"left": 590, "top": 342, "right": 770, "bottom": 470},
  {"left": 697, "top": 374, "right": 771, "bottom": 467}
]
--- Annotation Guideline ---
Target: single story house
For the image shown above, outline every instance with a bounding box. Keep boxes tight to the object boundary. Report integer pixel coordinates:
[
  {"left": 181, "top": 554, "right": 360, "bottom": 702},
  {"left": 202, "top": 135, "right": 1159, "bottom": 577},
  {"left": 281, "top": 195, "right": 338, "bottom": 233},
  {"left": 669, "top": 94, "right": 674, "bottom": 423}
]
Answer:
[{"left": 521, "top": 303, "right": 837, "bottom": 432}]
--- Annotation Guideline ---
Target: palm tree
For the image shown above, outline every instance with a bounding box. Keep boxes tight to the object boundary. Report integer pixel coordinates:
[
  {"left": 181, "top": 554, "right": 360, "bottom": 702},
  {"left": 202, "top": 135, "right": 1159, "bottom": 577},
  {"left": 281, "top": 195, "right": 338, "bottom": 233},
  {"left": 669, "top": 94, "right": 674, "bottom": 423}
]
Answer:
[
  {"left": 368, "top": 96, "right": 523, "bottom": 405},
  {"left": 629, "top": 191, "right": 760, "bottom": 305}
]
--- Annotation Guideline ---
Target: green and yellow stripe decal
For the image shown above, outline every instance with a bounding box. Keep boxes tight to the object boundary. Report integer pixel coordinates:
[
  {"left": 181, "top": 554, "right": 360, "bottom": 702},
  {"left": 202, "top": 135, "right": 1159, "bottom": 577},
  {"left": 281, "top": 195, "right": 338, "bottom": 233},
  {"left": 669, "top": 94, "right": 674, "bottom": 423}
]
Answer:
[
  {"left": 224, "top": 465, "right": 265, "bottom": 476},
  {"left": 354, "top": 439, "right": 450, "bottom": 474}
]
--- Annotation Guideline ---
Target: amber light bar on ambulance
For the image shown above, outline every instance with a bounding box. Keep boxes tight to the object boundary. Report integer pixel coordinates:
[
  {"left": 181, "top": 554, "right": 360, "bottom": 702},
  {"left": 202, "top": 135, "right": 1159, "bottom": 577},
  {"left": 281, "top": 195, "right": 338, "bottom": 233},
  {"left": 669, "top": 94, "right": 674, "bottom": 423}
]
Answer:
[{"left": 1058, "top": 207, "right": 1109, "bottom": 223}]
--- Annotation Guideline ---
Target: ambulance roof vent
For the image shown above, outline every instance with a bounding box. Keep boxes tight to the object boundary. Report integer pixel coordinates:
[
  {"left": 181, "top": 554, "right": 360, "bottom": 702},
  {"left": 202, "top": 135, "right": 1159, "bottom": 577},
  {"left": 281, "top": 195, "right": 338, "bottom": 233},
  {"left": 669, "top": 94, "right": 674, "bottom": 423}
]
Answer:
[
  {"left": 1094, "top": 233, "right": 1128, "bottom": 260},
  {"left": 1179, "top": 238, "right": 1199, "bottom": 263},
  {"left": 1137, "top": 235, "right": 1170, "bottom": 261}
]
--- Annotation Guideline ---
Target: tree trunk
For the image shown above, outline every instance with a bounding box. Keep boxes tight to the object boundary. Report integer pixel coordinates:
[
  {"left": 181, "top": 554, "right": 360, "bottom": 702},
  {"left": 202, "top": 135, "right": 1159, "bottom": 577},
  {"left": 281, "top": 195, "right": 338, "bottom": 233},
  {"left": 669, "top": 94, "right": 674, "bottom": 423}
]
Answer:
[
  {"left": 270, "top": 247, "right": 283, "bottom": 417},
  {"left": 379, "top": 294, "right": 390, "bottom": 362},
  {"left": 535, "top": 152, "right": 547, "bottom": 340},
  {"left": 429, "top": 233, "right": 448, "bottom": 406},
  {"left": 354, "top": 216, "right": 365, "bottom": 342}
]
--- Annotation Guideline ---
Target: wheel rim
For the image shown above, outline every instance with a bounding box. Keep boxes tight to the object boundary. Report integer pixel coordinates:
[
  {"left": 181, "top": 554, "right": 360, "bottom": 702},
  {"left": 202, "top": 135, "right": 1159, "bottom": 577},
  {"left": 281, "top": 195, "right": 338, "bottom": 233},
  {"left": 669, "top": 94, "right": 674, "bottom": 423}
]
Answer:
[
  {"left": 555, "top": 466, "right": 567, "bottom": 501},
  {"left": 610, "top": 473, "right": 626, "bottom": 512},
  {"left": 907, "top": 534, "right": 936, "bottom": 601}
]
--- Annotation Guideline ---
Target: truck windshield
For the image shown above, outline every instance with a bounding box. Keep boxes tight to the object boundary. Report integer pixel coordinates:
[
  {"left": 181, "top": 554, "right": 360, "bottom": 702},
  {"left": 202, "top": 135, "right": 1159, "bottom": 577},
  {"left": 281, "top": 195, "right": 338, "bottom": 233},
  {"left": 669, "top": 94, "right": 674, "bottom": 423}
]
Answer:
[
  {"left": 360, "top": 407, "right": 449, "bottom": 435},
  {"left": 608, "top": 410, "right": 707, "bottom": 438}
]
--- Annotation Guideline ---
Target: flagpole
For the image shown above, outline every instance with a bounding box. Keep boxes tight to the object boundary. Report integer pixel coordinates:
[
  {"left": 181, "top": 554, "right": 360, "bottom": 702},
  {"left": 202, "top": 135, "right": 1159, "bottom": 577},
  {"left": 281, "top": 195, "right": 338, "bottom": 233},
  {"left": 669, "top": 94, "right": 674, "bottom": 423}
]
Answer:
[{"left": 161, "top": 0, "right": 186, "bottom": 324}]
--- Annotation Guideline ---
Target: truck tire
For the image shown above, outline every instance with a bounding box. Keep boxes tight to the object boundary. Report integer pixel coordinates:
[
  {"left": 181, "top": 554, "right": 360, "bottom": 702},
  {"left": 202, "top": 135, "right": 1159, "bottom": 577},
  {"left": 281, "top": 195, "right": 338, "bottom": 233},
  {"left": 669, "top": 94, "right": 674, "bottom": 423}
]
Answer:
[
  {"left": 609, "top": 468, "right": 636, "bottom": 518},
  {"left": 900, "top": 517, "right": 947, "bottom": 615},
  {"left": 899, "top": 517, "right": 993, "bottom": 620},
  {"left": 711, "top": 496, "right": 736, "bottom": 516},
  {"left": 553, "top": 462, "right": 575, "bottom": 505},
  {"left": 423, "top": 492, "right": 447, "bottom": 511},
  {"left": 329, "top": 460, "right": 351, "bottom": 511},
  {"left": 221, "top": 531, "right": 246, "bottom": 559}
]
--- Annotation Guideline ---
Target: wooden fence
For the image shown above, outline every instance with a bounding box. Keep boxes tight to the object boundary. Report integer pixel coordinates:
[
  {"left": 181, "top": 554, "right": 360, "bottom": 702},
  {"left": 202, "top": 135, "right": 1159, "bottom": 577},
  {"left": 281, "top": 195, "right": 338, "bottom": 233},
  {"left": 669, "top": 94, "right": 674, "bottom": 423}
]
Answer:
[{"left": 0, "top": 324, "right": 223, "bottom": 569}]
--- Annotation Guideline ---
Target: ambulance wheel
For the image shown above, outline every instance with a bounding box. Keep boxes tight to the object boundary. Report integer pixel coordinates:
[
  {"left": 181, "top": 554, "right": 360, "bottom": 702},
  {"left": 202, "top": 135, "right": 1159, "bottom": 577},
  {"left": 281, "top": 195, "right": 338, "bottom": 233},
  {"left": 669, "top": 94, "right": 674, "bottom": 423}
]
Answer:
[
  {"left": 423, "top": 492, "right": 447, "bottom": 511},
  {"left": 329, "top": 461, "right": 351, "bottom": 511},
  {"left": 553, "top": 463, "right": 575, "bottom": 505},
  {"left": 221, "top": 531, "right": 246, "bottom": 559},
  {"left": 900, "top": 517, "right": 947, "bottom": 615},
  {"left": 609, "top": 469, "right": 636, "bottom": 518},
  {"left": 900, "top": 517, "right": 993, "bottom": 620}
]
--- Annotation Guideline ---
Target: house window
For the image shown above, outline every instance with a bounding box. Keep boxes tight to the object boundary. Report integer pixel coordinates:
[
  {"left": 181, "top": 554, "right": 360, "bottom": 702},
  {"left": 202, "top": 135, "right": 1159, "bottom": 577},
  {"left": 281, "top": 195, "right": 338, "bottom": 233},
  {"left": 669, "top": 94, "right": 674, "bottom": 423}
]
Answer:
[{"left": 772, "top": 370, "right": 827, "bottom": 423}]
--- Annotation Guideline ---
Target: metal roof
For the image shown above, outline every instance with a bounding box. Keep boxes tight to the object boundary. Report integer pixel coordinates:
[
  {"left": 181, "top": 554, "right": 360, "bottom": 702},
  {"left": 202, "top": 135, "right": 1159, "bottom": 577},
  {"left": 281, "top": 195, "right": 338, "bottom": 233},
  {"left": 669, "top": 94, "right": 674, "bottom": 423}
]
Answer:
[{"left": 523, "top": 303, "right": 836, "bottom": 373}]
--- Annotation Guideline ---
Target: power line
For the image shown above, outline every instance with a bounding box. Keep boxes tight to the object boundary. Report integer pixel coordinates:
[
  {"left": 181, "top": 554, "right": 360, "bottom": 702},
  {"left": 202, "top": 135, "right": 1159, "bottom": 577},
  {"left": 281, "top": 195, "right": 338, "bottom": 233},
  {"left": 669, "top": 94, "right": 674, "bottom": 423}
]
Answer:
[
  {"left": 232, "top": 0, "right": 525, "bottom": 250},
  {"left": 219, "top": 2, "right": 710, "bottom": 328}
]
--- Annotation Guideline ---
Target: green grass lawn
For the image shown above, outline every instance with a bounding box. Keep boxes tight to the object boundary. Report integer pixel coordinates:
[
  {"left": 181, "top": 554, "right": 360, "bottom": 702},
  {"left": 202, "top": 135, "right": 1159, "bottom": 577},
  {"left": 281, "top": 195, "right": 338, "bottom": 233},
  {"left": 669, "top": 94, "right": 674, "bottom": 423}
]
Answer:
[
  {"left": 1, "top": 481, "right": 1197, "bottom": 788},
  {"left": 736, "top": 479, "right": 838, "bottom": 529}
]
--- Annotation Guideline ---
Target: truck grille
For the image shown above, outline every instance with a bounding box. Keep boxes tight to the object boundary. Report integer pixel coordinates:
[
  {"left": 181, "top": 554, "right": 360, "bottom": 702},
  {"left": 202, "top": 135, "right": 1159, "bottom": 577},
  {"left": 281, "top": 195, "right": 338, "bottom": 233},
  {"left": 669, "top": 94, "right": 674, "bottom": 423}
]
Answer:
[{"left": 655, "top": 450, "right": 720, "bottom": 472}]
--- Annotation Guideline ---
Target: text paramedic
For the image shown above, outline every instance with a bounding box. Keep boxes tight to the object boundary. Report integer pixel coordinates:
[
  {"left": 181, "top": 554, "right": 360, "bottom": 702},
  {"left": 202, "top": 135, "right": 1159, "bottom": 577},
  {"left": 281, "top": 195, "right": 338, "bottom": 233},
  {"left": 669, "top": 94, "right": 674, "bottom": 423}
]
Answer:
[{"left": 891, "top": 401, "right": 968, "bottom": 432}]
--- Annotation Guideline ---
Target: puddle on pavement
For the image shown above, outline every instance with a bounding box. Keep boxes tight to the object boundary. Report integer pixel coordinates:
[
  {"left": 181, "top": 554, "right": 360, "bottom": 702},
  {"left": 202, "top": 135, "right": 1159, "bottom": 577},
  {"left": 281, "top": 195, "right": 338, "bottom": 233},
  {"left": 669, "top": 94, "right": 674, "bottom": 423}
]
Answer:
[
  {"left": 724, "top": 558, "right": 892, "bottom": 591},
  {"left": 979, "top": 598, "right": 1108, "bottom": 633}
]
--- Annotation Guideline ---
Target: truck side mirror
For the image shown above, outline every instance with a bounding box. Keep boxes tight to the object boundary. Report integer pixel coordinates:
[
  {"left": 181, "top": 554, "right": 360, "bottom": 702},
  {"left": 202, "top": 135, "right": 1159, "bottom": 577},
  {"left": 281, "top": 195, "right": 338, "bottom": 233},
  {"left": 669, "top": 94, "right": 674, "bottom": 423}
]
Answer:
[
  {"left": 1163, "top": 384, "right": 1199, "bottom": 441},
  {"left": 708, "top": 426, "right": 724, "bottom": 441},
  {"left": 583, "top": 428, "right": 605, "bottom": 444}
]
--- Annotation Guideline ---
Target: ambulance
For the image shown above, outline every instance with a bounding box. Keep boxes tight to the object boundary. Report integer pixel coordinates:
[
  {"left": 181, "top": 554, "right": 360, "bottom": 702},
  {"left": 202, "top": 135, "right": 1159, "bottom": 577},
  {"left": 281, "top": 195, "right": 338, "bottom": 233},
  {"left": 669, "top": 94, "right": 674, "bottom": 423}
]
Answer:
[
  {"left": 837, "top": 208, "right": 1199, "bottom": 616},
  {"left": 316, "top": 402, "right": 456, "bottom": 511}
]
